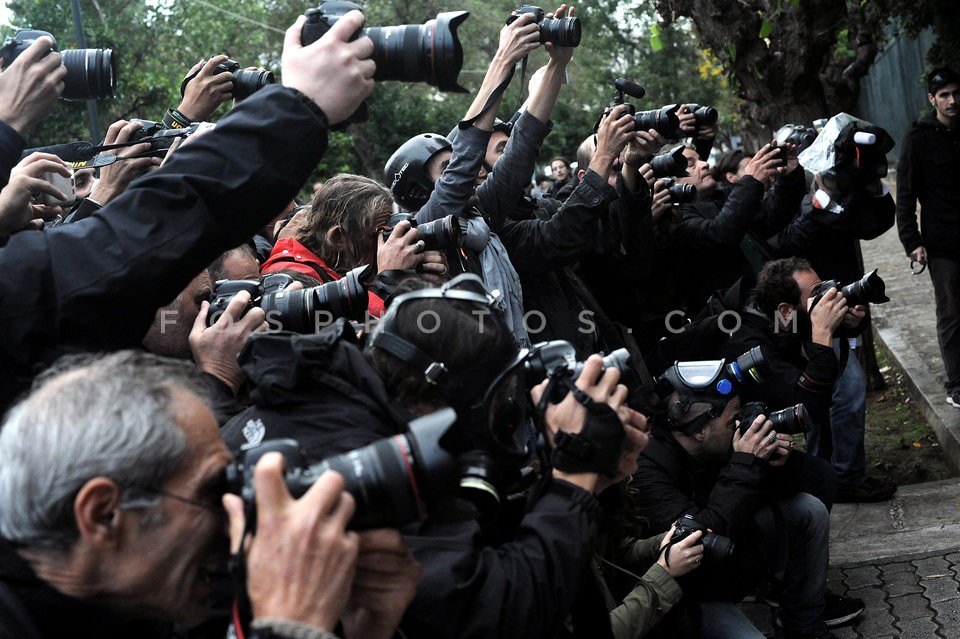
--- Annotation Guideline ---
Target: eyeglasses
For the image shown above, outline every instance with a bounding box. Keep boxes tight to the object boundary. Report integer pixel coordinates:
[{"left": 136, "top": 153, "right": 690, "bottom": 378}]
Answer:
[{"left": 151, "top": 488, "right": 226, "bottom": 517}]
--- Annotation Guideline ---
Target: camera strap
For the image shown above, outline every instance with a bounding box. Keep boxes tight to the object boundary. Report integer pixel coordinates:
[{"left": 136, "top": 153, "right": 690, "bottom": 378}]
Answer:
[{"left": 455, "top": 67, "right": 515, "bottom": 132}]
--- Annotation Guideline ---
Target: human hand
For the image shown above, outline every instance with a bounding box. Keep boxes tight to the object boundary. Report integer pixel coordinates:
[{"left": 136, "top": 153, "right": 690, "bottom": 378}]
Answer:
[
  {"left": 778, "top": 141, "right": 800, "bottom": 175},
  {"left": 275, "top": 206, "right": 306, "bottom": 241},
  {"left": 675, "top": 104, "right": 696, "bottom": 137},
  {"left": 657, "top": 524, "right": 704, "bottom": 577},
  {"left": 341, "top": 529, "right": 422, "bottom": 639},
  {"left": 842, "top": 303, "right": 866, "bottom": 329},
  {"left": 190, "top": 290, "right": 267, "bottom": 394},
  {"left": 651, "top": 179, "right": 673, "bottom": 221},
  {"left": 595, "top": 408, "right": 649, "bottom": 494},
  {"left": 0, "top": 36, "right": 65, "bottom": 135},
  {"left": 697, "top": 123, "right": 718, "bottom": 141},
  {"left": 909, "top": 246, "right": 927, "bottom": 267},
  {"left": 497, "top": 11, "right": 541, "bottom": 67},
  {"left": 622, "top": 130, "right": 664, "bottom": 168},
  {"left": 808, "top": 286, "right": 847, "bottom": 345},
  {"left": 377, "top": 220, "right": 424, "bottom": 272},
  {"left": 590, "top": 105, "right": 635, "bottom": 177},
  {"left": 282, "top": 12, "right": 375, "bottom": 125},
  {"left": 743, "top": 143, "right": 782, "bottom": 183},
  {"left": 732, "top": 414, "right": 779, "bottom": 460},
  {"left": 542, "top": 5, "right": 576, "bottom": 67},
  {"left": 766, "top": 433, "right": 794, "bottom": 467},
  {"left": 0, "top": 152, "right": 70, "bottom": 235},
  {"left": 223, "top": 455, "right": 359, "bottom": 631},
  {"left": 88, "top": 120, "right": 159, "bottom": 205},
  {"left": 177, "top": 55, "right": 234, "bottom": 121}
]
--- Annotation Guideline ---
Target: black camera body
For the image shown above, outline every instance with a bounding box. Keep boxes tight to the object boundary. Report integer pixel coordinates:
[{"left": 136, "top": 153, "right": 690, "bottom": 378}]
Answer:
[
  {"left": 209, "top": 267, "right": 370, "bottom": 332},
  {"left": 774, "top": 123, "right": 817, "bottom": 150},
  {"left": 810, "top": 269, "right": 890, "bottom": 310},
  {"left": 659, "top": 177, "right": 696, "bottom": 203},
  {"left": 382, "top": 212, "right": 464, "bottom": 251},
  {"left": 301, "top": 0, "right": 469, "bottom": 93},
  {"left": 180, "top": 59, "right": 274, "bottom": 101},
  {"left": 127, "top": 120, "right": 200, "bottom": 156},
  {"left": 663, "top": 103, "right": 717, "bottom": 129},
  {"left": 523, "top": 340, "right": 635, "bottom": 402},
  {"left": 226, "top": 408, "right": 460, "bottom": 531},
  {"left": 738, "top": 401, "right": 811, "bottom": 435},
  {"left": 505, "top": 5, "right": 581, "bottom": 47},
  {"left": 670, "top": 514, "right": 735, "bottom": 567},
  {"left": 0, "top": 29, "right": 116, "bottom": 100}
]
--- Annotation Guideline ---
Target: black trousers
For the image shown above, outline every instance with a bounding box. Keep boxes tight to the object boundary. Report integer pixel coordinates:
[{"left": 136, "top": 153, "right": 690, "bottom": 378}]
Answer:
[{"left": 928, "top": 255, "right": 960, "bottom": 392}]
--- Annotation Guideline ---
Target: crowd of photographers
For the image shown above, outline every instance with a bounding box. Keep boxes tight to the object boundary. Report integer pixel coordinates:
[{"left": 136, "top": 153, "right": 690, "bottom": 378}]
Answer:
[{"left": 0, "top": 2, "right": 937, "bottom": 638}]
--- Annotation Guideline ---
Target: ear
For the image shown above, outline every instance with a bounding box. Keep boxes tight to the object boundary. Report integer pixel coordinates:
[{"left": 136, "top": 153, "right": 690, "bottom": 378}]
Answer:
[
  {"left": 74, "top": 477, "right": 125, "bottom": 548},
  {"left": 724, "top": 171, "right": 738, "bottom": 184},
  {"left": 325, "top": 224, "right": 346, "bottom": 251},
  {"left": 577, "top": 168, "right": 586, "bottom": 182},
  {"left": 928, "top": 93, "right": 936, "bottom": 107},
  {"left": 776, "top": 302, "right": 797, "bottom": 325}
]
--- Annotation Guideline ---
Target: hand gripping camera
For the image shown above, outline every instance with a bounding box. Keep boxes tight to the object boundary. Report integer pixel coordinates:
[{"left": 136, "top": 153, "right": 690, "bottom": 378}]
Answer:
[
  {"left": 380, "top": 212, "right": 464, "bottom": 251},
  {"left": 505, "top": 5, "right": 581, "bottom": 47},
  {"left": 737, "top": 401, "right": 811, "bottom": 435},
  {"left": 809, "top": 269, "right": 890, "bottom": 310},
  {"left": 664, "top": 514, "right": 735, "bottom": 568},
  {"left": 1, "top": 30, "right": 116, "bottom": 100},
  {"left": 180, "top": 59, "right": 274, "bottom": 101},
  {"left": 226, "top": 408, "right": 460, "bottom": 531}
]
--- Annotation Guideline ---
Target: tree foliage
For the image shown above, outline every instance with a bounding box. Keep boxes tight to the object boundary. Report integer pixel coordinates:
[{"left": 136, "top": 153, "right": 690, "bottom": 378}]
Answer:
[
  {"left": 648, "top": 0, "right": 960, "bottom": 134},
  {"left": 5, "top": 0, "right": 735, "bottom": 184}
]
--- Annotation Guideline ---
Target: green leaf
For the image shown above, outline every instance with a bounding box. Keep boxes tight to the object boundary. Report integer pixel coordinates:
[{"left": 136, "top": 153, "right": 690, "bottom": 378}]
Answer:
[
  {"left": 759, "top": 19, "right": 773, "bottom": 39},
  {"left": 650, "top": 33, "right": 663, "bottom": 51}
]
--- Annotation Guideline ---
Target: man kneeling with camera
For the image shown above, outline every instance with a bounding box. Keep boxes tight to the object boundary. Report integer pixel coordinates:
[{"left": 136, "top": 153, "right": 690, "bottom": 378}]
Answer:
[{"left": 631, "top": 360, "right": 864, "bottom": 639}]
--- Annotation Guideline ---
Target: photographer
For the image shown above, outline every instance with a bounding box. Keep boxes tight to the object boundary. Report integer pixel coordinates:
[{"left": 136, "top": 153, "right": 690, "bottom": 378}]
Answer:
[
  {"left": 767, "top": 120, "right": 897, "bottom": 503},
  {"left": 0, "top": 35, "right": 65, "bottom": 187},
  {"left": 221, "top": 274, "right": 635, "bottom": 638},
  {"left": 631, "top": 361, "right": 861, "bottom": 639},
  {"left": 671, "top": 141, "right": 806, "bottom": 316},
  {"left": 0, "top": 11, "right": 375, "bottom": 412},
  {"left": 0, "top": 350, "right": 420, "bottom": 639},
  {"left": 260, "top": 174, "right": 445, "bottom": 317}
]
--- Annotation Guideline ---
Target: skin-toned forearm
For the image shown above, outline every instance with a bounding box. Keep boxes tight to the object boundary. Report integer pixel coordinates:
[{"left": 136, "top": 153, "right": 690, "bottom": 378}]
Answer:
[{"left": 524, "top": 59, "right": 567, "bottom": 124}]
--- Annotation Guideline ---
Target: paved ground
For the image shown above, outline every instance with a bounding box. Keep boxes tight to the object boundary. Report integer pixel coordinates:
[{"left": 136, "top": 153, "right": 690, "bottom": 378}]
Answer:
[{"left": 738, "top": 173, "right": 960, "bottom": 638}]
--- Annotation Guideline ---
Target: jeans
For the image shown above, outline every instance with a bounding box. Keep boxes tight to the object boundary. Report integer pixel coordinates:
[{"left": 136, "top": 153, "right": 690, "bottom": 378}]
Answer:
[
  {"left": 754, "top": 492, "right": 830, "bottom": 635},
  {"left": 928, "top": 255, "right": 960, "bottom": 392},
  {"left": 699, "top": 601, "right": 766, "bottom": 639},
  {"left": 805, "top": 338, "right": 866, "bottom": 489}
]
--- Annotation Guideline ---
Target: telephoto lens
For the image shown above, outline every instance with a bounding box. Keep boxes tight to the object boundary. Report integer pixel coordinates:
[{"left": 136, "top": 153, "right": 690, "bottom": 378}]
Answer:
[
  {"left": 0, "top": 30, "right": 116, "bottom": 100},
  {"left": 634, "top": 105, "right": 681, "bottom": 137},
  {"left": 227, "top": 408, "right": 460, "bottom": 531},
  {"left": 668, "top": 514, "right": 735, "bottom": 567},
  {"left": 302, "top": 1, "right": 470, "bottom": 92},
  {"left": 650, "top": 145, "right": 688, "bottom": 179},
  {"left": 659, "top": 177, "right": 696, "bottom": 203},
  {"left": 738, "top": 401, "right": 811, "bottom": 435}
]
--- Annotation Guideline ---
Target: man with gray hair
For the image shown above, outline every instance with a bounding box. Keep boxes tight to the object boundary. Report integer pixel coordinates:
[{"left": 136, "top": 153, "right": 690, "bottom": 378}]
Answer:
[{"left": 0, "top": 350, "right": 420, "bottom": 639}]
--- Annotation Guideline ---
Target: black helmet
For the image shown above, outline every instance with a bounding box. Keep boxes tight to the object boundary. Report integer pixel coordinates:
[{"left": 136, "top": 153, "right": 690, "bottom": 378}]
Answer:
[{"left": 384, "top": 133, "right": 452, "bottom": 212}]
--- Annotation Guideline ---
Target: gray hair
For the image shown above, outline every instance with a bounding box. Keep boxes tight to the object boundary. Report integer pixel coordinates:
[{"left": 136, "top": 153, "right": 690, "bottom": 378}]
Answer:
[{"left": 0, "top": 351, "right": 207, "bottom": 550}]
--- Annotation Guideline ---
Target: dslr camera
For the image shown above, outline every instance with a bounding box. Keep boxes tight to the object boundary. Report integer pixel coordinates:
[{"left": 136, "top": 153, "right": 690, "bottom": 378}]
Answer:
[
  {"left": 0, "top": 29, "right": 116, "bottom": 100},
  {"left": 658, "top": 177, "right": 696, "bottom": 203},
  {"left": 301, "top": 0, "right": 469, "bottom": 92},
  {"left": 208, "top": 267, "right": 371, "bottom": 332},
  {"left": 810, "top": 269, "right": 890, "bottom": 309},
  {"left": 523, "top": 340, "right": 636, "bottom": 402},
  {"left": 381, "top": 212, "right": 464, "bottom": 251},
  {"left": 738, "top": 401, "right": 811, "bottom": 435},
  {"left": 774, "top": 123, "right": 817, "bottom": 151},
  {"left": 668, "top": 514, "right": 735, "bottom": 567},
  {"left": 506, "top": 5, "right": 581, "bottom": 47},
  {"left": 226, "top": 408, "right": 460, "bottom": 530},
  {"left": 180, "top": 59, "right": 274, "bottom": 101},
  {"left": 664, "top": 102, "right": 718, "bottom": 128}
]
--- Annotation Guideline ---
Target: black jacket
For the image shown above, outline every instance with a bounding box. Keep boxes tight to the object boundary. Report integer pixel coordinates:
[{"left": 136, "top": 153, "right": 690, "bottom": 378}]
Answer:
[
  {"left": 896, "top": 111, "right": 960, "bottom": 259},
  {"left": 0, "top": 85, "right": 330, "bottom": 413},
  {"left": 770, "top": 189, "right": 895, "bottom": 286},
  {"left": 673, "top": 169, "right": 805, "bottom": 315}
]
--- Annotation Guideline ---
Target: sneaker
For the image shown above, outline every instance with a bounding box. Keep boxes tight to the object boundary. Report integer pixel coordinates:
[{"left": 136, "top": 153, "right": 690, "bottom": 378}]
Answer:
[
  {"left": 821, "top": 591, "right": 865, "bottom": 627},
  {"left": 836, "top": 476, "right": 897, "bottom": 503},
  {"left": 948, "top": 390, "right": 960, "bottom": 409}
]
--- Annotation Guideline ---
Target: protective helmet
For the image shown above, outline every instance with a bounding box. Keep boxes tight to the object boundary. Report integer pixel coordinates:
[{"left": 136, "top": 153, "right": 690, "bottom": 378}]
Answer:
[{"left": 384, "top": 133, "right": 452, "bottom": 212}]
